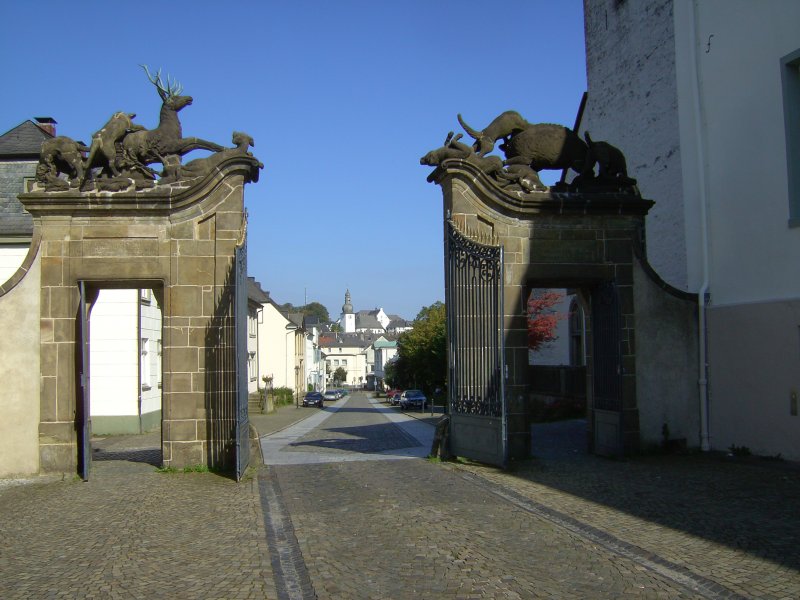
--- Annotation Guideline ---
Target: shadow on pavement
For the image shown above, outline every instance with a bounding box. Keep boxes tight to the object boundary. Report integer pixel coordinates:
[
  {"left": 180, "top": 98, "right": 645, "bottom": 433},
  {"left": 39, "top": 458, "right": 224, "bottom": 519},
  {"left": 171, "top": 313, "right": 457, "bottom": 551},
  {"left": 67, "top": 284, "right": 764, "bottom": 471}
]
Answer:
[{"left": 496, "top": 419, "right": 800, "bottom": 574}]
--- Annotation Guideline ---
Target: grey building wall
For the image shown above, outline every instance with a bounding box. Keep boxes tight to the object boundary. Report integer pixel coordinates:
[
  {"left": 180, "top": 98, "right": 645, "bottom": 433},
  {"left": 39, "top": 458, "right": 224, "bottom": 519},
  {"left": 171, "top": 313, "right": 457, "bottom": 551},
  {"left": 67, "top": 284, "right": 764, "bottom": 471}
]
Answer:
[
  {"left": 633, "top": 255, "right": 699, "bottom": 447},
  {"left": 0, "top": 160, "right": 35, "bottom": 236},
  {"left": 582, "top": 0, "right": 687, "bottom": 290}
]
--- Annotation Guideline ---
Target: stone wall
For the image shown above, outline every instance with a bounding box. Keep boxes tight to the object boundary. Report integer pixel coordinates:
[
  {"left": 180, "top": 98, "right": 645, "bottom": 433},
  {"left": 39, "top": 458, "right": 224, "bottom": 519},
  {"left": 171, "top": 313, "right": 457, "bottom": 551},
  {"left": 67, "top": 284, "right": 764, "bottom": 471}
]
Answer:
[{"left": 582, "top": 0, "right": 687, "bottom": 290}]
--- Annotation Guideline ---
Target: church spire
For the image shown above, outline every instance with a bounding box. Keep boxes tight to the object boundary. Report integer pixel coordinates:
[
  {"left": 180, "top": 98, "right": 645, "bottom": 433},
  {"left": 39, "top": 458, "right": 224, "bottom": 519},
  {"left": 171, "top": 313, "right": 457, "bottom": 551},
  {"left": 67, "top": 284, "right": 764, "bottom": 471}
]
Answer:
[{"left": 342, "top": 289, "right": 353, "bottom": 314}]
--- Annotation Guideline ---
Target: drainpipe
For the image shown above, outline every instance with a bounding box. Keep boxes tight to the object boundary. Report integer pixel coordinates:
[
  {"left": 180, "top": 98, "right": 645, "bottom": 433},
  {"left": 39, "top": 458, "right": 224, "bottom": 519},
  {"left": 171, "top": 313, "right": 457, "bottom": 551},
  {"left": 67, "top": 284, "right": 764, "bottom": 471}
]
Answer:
[
  {"left": 688, "top": 1, "right": 711, "bottom": 451},
  {"left": 137, "top": 290, "right": 143, "bottom": 435}
]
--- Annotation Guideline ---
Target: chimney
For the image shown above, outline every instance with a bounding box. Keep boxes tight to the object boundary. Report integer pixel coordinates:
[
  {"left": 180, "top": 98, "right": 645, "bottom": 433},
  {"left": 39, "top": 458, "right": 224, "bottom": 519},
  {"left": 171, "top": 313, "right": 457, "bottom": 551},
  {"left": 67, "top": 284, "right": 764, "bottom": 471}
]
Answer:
[{"left": 34, "top": 117, "right": 57, "bottom": 137}]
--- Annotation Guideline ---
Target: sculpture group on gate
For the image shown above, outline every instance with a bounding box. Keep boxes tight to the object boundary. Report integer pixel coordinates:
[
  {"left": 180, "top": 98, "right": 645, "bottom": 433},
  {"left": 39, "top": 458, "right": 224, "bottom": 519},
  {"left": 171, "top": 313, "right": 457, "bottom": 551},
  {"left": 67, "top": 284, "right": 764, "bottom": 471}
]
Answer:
[
  {"left": 36, "top": 66, "right": 261, "bottom": 192},
  {"left": 420, "top": 110, "right": 638, "bottom": 195}
]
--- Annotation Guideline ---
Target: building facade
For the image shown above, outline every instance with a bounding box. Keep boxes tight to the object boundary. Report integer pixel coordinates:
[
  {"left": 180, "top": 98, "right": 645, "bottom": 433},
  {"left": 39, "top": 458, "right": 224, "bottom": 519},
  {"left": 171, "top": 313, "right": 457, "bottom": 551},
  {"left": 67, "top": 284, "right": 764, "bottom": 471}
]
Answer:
[{"left": 583, "top": 0, "right": 800, "bottom": 459}]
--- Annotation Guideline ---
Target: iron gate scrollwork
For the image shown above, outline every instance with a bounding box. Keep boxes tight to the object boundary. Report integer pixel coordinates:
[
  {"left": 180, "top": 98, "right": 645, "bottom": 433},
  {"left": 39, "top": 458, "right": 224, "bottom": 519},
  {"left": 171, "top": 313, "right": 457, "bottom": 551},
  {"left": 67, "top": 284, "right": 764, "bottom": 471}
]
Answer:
[
  {"left": 445, "top": 221, "right": 507, "bottom": 467},
  {"left": 234, "top": 242, "right": 250, "bottom": 480}
]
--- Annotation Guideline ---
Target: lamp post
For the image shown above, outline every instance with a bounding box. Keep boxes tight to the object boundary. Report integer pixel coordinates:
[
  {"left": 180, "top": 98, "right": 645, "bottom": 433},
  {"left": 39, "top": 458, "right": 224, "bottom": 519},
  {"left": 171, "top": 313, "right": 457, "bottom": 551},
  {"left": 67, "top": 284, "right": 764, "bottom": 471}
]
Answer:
[{"left": 285, "top": 322, "right": 299, "bottom": 408}]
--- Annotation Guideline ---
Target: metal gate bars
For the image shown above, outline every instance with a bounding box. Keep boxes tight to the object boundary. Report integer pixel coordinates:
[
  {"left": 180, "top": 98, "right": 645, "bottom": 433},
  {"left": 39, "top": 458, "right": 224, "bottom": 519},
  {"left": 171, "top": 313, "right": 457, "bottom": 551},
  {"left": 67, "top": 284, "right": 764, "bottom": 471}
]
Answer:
[{"left": 444, "top": 220, "right": 507, "bottom": 467}]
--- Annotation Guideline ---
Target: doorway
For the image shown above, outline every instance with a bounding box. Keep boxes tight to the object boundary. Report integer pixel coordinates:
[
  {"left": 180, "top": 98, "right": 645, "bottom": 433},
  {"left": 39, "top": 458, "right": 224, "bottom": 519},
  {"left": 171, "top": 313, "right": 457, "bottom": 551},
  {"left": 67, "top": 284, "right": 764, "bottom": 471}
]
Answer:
[{"left": 82, "top": 284, "right": 164, "bottom": 473}]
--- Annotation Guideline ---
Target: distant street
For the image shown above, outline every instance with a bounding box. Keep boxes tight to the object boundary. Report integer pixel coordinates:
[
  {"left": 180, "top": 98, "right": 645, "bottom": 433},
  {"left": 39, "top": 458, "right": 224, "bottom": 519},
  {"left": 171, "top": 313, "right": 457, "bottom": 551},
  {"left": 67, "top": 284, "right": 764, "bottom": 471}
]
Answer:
[{"left": 0, "top": 391, "right": 798, "bottom": 599}]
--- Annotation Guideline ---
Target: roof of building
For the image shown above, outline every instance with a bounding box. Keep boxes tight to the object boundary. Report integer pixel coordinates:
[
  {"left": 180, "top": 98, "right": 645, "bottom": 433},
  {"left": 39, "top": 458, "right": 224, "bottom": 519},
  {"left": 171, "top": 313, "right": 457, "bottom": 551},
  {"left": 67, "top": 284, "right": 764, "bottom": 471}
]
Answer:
[
  {"left": 0, "top": 121, "right": 50, "bottom": 237},
  {"left": 355, "top": 312, "right": 383, "bottom": 331},
  {"left": 0, "top": 119, "right": 52, "bottom": 158},
  {"left": 247, "top": 277, "right": 270, "bottom": 304},
  {"left": 373, "top": 338, "right": 398, "bottom": 349},
  {"left": 319, "top": 331, "right": 380, "bottom": 350}
]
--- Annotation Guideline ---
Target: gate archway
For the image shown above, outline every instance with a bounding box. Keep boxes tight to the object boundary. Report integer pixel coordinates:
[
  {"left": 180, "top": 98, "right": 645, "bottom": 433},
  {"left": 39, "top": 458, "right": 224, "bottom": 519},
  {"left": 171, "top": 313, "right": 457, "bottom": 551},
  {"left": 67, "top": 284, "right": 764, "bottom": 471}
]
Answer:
[
  {"left": 19, "top": 154, "right": 260, "bottom": 478},
  {"left": 430, "top": 159, "right": 656, "bottom": 461}
]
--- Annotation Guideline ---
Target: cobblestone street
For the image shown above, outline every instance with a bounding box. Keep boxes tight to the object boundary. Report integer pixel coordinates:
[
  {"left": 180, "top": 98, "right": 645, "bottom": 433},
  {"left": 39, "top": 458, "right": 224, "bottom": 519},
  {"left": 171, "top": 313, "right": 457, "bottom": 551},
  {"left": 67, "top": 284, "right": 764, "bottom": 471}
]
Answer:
[{"left": 1, "top": 391, "right": 798, "bottom": 599}]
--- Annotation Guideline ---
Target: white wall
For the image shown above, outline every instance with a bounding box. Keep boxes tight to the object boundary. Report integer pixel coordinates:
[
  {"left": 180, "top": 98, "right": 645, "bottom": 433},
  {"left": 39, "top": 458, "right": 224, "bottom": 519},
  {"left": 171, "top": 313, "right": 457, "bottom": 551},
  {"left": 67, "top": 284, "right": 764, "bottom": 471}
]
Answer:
[
  {"left": 0, "top": 244, "right": 29, "bottom": 284},
  {"left": 90, "top": 289, "right": 139, "bottom": 418},
  {"left": 674, "top": 0, "right": 800, "bottom": 305},
  {"left": 139, "top": 290, "right": 162, "bottom": 418},
  {"left": 0, "top": 251, "right": 40, "bottom": 476},
  {"left": 260, "top": 303, "right": 292, "bottom": 389}
]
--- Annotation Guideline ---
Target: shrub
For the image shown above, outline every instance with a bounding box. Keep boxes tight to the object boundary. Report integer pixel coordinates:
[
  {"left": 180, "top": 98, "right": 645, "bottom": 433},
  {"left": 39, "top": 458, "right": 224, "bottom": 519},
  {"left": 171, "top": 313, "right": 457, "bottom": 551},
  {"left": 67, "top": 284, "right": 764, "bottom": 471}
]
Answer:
[{"left": 272, "top": 386, "right": 295, "bottom": 407}]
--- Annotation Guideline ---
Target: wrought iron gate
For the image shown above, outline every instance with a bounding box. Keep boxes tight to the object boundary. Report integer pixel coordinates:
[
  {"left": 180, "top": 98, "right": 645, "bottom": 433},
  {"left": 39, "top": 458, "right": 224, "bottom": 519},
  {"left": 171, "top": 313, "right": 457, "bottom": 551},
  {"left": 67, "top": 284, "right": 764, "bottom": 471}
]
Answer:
[
  {"left": 445, "top": 221, "right": 507, "bottom": 467},
  {"left": 78, "top": 281, "right": 91, "bottom": 481},
  {"left": 234, "top": 242, "right": 250, "bottom": 480},
  {"left": 591, "top": 281, "right": 623, "bottom": 457}
]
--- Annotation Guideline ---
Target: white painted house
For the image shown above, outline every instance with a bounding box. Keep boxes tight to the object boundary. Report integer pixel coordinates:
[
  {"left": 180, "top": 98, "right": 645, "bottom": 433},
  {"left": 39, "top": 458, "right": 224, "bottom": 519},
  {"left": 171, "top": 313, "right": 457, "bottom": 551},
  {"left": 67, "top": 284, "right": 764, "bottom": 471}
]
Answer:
[
  {"left": 89, "top": 289, "right": 162, "bottom": 434},
  {"left": 583, "top": 0, "right": 800, "bottom": 459}
]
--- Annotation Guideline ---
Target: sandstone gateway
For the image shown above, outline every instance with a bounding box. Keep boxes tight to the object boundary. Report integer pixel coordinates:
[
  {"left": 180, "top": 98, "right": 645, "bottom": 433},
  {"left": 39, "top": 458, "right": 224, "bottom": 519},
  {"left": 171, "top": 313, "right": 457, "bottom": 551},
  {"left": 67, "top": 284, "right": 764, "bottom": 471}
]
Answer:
[{"left": 13, "top": 67, "right": 262, "bottom": 479}]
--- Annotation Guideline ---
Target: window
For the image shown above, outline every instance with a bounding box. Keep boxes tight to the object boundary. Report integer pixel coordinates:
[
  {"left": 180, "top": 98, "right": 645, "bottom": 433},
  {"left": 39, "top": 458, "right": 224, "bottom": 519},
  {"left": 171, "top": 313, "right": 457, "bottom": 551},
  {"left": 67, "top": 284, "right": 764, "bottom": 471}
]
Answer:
[
  {"left": 342, "top": 359, "right": 348, "bottom": 367},
  {"left": 141, "top": 338, "right": 151, "bottom": 390},
  {"left": 249, "top": 309, "right": 257, "bottom": 336},
  {"left": 140, "top": 288, "right": 152, "bottom": 303},
  {"left": 782, "top": 48, "right": 800, "bottom": 225}
]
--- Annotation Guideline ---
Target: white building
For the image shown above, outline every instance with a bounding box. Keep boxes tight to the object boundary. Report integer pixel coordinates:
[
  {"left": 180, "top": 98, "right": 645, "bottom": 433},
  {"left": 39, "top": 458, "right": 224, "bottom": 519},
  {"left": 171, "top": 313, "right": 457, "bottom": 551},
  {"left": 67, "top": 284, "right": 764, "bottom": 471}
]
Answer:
[
  {"left": 321, "top": 333, "right": 372, "bottom": 387},
  {"left": 89, "top": 289, "right": 162, "bottom": 434},
  {"left": 583, "top": 0, "right": 800, "bottom": 459}
]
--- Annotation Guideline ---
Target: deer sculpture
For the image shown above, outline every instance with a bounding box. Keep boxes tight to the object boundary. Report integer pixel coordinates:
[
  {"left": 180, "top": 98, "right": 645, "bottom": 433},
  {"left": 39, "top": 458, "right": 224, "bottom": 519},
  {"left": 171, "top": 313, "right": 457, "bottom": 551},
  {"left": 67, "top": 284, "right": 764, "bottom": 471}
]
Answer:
[{"left": 121, "top": 65, "right": 224, "bottom": 179}]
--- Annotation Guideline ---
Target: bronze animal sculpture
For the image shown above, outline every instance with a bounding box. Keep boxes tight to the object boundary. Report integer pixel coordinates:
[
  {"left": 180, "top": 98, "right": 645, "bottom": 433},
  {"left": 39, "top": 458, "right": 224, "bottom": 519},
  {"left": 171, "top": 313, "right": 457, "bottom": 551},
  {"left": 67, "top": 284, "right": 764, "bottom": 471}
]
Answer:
[
  {"left": 500, "top": 123, "right": 588, "bottom": 174},
  {"left": 420, "top": 132, "right": 504, "bottom": 176},
  {"left": 495, "top": 164, "right": 546, "bottom": 192},
  {"left": 457, "top": 111, "right": 530, "bottom": 157},
  {"left": 83, "top": 112, "right": 144, "bottom": 179},
  {"left": 37, "top": 136, "right": 90, "bottom": 188},
  {"left": 121, "top": 66, "right": 224, "bottom": 179},
  {"left": 581, "top": 132, "right": 635, "bottom": 184},
  {"left": 177, "top": 131, "right": 261, "bottom": 180}
]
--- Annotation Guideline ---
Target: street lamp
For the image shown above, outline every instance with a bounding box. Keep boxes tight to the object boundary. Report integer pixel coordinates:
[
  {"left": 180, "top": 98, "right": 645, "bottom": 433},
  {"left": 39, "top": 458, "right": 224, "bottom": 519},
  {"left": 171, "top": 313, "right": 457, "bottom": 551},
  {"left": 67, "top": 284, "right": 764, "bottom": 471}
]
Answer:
[{"left": 285, "top": 322, "right": 299, "bottom": 408}]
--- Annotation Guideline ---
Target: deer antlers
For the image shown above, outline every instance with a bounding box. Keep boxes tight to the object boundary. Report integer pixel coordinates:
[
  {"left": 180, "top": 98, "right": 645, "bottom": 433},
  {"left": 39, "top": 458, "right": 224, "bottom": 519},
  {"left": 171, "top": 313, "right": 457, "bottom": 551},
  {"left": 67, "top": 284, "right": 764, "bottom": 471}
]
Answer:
[{"left": 140, "top": 64, "right": 183, "bottom": 100}]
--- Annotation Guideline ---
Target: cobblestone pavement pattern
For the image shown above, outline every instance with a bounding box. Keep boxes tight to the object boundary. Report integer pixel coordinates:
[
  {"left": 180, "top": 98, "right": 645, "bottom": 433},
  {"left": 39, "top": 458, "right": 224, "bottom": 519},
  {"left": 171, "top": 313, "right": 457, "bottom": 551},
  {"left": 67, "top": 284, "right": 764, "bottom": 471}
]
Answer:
[{"left": 1, "top": 390, "right": 798, "bottom": 599}]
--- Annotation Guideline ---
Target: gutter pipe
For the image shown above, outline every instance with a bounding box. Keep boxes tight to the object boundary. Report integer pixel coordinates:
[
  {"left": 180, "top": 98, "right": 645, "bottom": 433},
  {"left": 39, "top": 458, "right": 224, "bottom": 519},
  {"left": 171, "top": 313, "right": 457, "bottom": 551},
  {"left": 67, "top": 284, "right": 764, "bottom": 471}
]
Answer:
[{"left": 688, "top": 0, "right": 711, "bottom": 451}]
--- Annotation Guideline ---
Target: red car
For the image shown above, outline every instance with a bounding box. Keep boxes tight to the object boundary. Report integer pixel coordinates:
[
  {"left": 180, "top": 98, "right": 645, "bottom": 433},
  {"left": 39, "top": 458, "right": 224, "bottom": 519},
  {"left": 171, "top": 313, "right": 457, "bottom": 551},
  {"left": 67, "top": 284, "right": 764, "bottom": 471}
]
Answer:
[{"left": 386, "top": 389, "right": 402, "bottom": 404}]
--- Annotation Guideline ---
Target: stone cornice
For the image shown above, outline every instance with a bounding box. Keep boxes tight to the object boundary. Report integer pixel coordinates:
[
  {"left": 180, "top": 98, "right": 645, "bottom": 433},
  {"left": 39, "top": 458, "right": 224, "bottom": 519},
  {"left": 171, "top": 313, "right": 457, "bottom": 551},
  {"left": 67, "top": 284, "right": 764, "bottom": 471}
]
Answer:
[
  {"left": 428, "top": 159, "right": 654, "bottom": 218},
  {"left": 18, "top": 154, "right": 261, "bottom": 218}
]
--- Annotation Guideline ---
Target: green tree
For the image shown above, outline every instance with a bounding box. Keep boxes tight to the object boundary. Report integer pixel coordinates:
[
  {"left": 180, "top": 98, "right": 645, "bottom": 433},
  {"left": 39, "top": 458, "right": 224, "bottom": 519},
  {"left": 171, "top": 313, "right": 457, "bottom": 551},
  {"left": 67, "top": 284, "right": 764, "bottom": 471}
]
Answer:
[
  {"left": 302, "top": 302, "right": 330, "bottom": 322},
  {"left": 333, "top": 366, "right": 347, "bottom": 384},
  {"left": 278, "top": 301, "right": 330, "bottom": 323},
  {"left": 395, "top": 301, "right": 446, "bottom": 394}
]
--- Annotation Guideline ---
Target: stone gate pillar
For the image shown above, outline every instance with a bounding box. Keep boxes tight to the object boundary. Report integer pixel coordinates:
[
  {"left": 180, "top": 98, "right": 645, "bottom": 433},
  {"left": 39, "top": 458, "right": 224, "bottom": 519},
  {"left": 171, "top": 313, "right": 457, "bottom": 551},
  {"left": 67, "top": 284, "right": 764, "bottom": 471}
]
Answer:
[
  {"left": 19, "top": 153, "right": 261, "bottom": 473},
  {"left": 430, "top": 160, "right": 653, "bottom": 459}
]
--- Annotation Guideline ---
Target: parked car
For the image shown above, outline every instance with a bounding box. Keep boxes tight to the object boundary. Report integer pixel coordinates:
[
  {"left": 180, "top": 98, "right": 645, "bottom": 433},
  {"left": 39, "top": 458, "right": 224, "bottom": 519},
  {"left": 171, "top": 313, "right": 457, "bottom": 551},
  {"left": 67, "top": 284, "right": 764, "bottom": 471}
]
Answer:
[
  {"left": 399, "top": 389, "right": 427, "bottom": 411},
  {"left": 386, "top": 389, "right": 402, "bottom": 404},
  {"left": 323, "top": 390, "right": 339, "bottom": 401},
  {"left": 303, "top": 391, "right": 324, "bottom": 408}
]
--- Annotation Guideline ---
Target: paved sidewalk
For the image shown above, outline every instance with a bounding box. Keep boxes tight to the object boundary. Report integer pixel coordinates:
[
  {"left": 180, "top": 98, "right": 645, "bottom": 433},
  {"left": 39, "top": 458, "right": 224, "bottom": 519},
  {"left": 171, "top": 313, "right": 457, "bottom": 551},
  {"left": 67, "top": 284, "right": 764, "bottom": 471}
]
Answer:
[{"left": 1, "top": 394, "right": 798, "bottom": 599}]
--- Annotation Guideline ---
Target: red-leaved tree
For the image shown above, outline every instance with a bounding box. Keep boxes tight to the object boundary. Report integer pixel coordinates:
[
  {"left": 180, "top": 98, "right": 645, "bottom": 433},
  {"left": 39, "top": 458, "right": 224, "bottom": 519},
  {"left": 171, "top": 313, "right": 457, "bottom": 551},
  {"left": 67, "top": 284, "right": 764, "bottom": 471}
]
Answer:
[{"left": 527, "top": 290, "right": 566, "bottom": 351}]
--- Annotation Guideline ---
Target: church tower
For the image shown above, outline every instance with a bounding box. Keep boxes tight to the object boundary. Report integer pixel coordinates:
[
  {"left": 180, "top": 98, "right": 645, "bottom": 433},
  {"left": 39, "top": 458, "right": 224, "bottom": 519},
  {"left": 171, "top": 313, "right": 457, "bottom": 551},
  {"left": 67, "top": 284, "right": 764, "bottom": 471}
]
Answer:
[{"left": 341, "top": 289, "right": 355, "bottom": 333}]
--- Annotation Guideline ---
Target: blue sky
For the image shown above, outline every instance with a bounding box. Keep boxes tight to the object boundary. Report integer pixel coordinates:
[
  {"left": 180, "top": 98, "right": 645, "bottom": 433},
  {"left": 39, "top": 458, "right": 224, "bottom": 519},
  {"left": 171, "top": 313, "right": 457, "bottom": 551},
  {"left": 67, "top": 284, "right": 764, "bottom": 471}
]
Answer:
[{"left": 0, "top": 1, "right": 587, "bottom": 321}]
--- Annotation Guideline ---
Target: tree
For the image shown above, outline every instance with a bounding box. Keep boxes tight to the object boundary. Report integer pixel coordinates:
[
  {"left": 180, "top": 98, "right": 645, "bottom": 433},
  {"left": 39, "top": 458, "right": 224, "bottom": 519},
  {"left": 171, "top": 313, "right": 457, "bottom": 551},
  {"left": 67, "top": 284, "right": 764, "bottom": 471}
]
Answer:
[
  {"left": 302, "top": 302, "right": 330, "bottom": 323},
  {"left": 278, "top": 301, "right": 330, "bottom": 323},
  {"left": 333, "top": 366, "right": 347, "bottom": 385},
  {"left": 394, "top": 301, "right": 446, "bottom": 393},
  {"left": 527, "top": 290, "right": 566, "bottom": 351}
]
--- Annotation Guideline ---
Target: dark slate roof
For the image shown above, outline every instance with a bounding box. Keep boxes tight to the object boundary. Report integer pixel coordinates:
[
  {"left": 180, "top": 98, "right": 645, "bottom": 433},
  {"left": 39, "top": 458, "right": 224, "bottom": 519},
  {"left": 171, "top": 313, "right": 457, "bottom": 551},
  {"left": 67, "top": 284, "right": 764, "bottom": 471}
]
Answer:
[
  {"left": 0, "top": 120, "right": 52, "bottom": 158},
  {"left": 247, "top": 277, "right": 270, "bottom": 304},
  {"left": 355, "top": 313, "right": 383, "bottom": 330}
]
